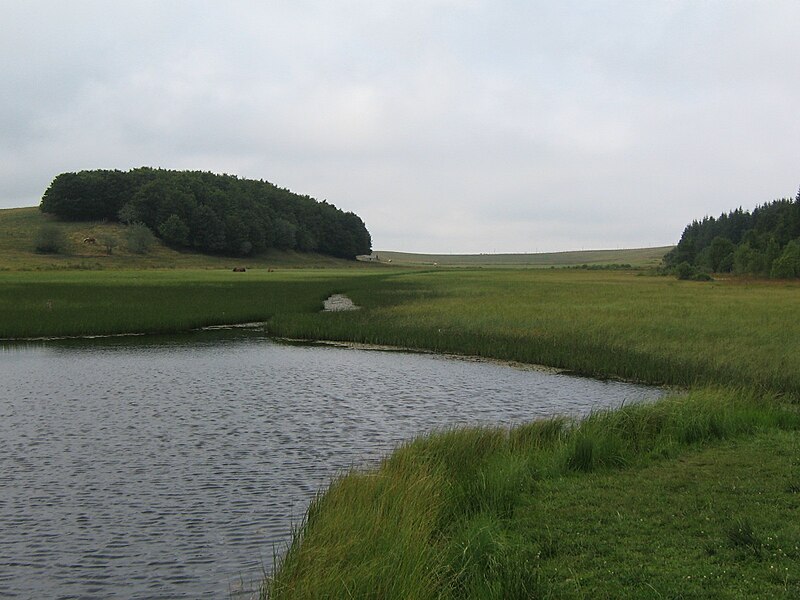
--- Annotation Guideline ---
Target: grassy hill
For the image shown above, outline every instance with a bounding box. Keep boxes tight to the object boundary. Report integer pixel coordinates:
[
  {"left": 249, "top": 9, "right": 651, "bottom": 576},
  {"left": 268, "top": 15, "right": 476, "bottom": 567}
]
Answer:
[
  {"left": 365, "top": 246, "right": 672, "bottom": 268},
  {"left": 3, "top": 205, "right": 672, "bottom": 271},
  {"left": 0, "top": 206, "right": 372, "bottom": 270}
]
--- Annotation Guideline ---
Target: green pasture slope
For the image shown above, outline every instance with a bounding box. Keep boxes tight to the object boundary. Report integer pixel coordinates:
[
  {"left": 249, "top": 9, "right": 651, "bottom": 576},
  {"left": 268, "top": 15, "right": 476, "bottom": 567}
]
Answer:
[
  {"left": 367, "top": 246, "right": 672, "bottom": 268},
  {"left": 2, "top": 207, "right": 799, "bottom": 598},
  {"left": 0, "top": 206, "right": 363, "bottom": 270}
]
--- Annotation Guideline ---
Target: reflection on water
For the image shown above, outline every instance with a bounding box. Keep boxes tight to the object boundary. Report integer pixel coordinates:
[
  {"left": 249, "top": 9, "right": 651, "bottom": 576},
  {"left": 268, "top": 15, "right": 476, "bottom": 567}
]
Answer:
[{"left": 0, "top": 330, "right": 665, "bottom": 599}]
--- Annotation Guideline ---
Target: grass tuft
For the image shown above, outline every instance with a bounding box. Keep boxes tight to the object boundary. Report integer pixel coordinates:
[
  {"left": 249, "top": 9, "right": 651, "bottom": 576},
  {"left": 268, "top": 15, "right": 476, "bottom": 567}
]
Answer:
[{"left": 725, "top": 518, "right": 763, "bottom": 556}]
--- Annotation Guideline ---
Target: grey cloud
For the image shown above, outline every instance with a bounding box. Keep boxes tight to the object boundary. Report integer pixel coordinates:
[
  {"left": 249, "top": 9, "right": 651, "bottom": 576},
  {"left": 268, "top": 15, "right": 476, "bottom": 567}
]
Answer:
[{"left": 1, "top": 1, "right": 799, "bottom": 252}]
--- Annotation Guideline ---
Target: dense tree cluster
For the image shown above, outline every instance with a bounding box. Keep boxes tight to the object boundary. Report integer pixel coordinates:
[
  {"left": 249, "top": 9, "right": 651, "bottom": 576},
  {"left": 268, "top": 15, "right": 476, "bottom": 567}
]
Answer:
[
  {"left": 39, "top": 168, "right": 372, "bottom": 258},
  {"left": 665, "top": 189, "right": 800, "bottom": 278}
]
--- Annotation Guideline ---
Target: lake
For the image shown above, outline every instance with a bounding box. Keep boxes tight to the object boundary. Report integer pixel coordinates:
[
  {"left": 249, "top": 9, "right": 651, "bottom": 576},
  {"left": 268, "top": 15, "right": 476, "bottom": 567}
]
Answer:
[{"left": 0, "top": 328, "right": 665, "bottom": 599}]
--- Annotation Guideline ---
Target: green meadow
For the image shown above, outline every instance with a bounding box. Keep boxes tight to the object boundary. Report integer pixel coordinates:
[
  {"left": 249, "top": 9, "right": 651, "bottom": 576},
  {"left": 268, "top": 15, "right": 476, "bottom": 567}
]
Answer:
[
  {"left": 373, "top": 247, "right": 672, "bottom": 268},
  {"left": 2, "top": 207, "right": 799, "bottom": 598}
]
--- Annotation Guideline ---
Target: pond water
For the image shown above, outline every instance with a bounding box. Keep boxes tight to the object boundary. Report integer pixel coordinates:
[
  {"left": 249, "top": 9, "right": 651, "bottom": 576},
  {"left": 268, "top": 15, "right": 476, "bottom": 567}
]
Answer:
[{"left": 0, "top": 329, "right": 665, "bottom": 599}]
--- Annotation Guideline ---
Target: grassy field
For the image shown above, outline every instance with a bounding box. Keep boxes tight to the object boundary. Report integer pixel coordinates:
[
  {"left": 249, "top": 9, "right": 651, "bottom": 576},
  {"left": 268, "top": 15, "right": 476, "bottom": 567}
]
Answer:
[
  {"left": 0, "top": 205, "right": 671, "bottom": 271},
  {"left": 2, "top": 208, "right": 799, "bottom": 598},
  {"left": 367, "top": 247, "right": 672, "bottom": 268}
]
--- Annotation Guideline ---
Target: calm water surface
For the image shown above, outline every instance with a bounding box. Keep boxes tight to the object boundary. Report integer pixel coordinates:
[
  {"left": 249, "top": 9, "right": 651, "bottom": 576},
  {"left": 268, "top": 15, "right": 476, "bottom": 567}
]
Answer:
[{"left": 0, "top": 329, "right": 665, "bottom": 599}]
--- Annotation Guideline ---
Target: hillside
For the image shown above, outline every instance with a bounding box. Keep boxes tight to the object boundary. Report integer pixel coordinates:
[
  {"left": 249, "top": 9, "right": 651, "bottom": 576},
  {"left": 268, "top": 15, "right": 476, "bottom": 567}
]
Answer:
[
  {"left": 0, "top": 207, "right": 371, "bottom": 270},
  {"left": 364, "top": 246, "right": 672, "bottom": 268},
  {"left": 2, "top": 206, "right": 673, "bottom": 271}
]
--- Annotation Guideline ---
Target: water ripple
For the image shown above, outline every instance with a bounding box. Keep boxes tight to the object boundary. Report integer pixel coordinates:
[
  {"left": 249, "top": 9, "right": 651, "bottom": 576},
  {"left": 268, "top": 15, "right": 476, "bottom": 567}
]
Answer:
[{"left": 0, "top": 332, "right": 664, "bottom": 598}]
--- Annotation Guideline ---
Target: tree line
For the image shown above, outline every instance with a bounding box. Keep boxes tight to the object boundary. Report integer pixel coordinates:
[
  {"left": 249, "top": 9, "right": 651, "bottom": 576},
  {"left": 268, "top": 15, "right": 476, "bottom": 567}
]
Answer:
[
  {"left": 664, "top": 188, "right": 800, "bottom": 278},
  {"left": 39, "top": 168, "right": 372, "bottom": 259}
]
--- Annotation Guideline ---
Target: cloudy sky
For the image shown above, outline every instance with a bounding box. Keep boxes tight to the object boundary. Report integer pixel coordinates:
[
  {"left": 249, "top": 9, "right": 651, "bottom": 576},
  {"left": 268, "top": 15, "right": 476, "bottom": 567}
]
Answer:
[{"left": 2, "top": 1, "right": 798, "bottom": 253}]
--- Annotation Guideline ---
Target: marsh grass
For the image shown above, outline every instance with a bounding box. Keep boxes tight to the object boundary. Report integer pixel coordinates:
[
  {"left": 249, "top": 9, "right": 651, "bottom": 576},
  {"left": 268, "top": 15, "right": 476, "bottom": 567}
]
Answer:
[
  {"left": 266, "top": 390, "right": 800, "bottom": 599},
  {"left": 261, "top": 269, "right": 800, "bottom": 397},
  {"left": 0, "top": 269, "right": 385, "bottom": 338}
]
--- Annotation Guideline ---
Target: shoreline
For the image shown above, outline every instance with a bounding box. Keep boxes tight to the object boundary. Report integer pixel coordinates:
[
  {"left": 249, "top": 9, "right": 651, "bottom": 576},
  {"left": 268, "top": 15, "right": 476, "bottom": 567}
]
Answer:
[{"left": 2, "top": 321, "right": 681, "bottom": 391}]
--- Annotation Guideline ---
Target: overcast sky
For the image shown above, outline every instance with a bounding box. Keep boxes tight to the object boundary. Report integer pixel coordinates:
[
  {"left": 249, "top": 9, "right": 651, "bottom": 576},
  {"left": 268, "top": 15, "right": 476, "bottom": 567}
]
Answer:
[{"left": 1, "top": 1, "right": 798, "bottom": 253}]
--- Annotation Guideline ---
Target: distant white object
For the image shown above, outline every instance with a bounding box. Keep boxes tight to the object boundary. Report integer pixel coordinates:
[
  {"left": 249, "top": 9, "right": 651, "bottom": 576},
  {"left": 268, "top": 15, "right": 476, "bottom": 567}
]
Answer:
[{"left": 322, "top": 294, "right": 360, "bottom": 312}]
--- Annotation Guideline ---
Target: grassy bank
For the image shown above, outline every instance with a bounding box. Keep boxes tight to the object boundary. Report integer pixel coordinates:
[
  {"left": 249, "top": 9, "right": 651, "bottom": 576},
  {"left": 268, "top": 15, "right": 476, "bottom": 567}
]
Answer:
[
  {"left": 257, "top": 269, "right": 800, "bottom": 598},
  {"left": 266, "top": 269, "right": 800, "bottom": 396},
  {"left": 268, "top": 390, "right": 799, "bottom": 599}
]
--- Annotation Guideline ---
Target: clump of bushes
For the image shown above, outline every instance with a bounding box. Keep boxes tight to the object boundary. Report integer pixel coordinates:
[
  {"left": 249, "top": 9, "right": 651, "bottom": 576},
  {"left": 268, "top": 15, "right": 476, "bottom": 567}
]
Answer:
[
  {"left": 98, "top": 234, "right": 119, "bottom": 255},
  {"left": 674, "top": 261, "right": 713, "bottom": 281},
  {"left": 125, "top": 222, "right": 156, "bottom": 254},
  {"left": 34, "top": 224, "right": 68, "bottom": 254}
]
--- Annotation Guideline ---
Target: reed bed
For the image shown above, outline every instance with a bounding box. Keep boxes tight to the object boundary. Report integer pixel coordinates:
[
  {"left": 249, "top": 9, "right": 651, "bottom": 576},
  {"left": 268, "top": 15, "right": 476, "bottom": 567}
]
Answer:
[
  {"left": 0, "top": 269, "right": 379, "bottom": 338},
  {"left": 267, "top": 269, "right": 800, "bottom": 397}
]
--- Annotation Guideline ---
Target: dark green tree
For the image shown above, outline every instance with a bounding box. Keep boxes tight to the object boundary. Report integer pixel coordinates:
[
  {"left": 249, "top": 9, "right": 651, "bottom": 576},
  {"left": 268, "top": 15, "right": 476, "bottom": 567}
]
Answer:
[
  {"left": 707, "top": 236, "right": 736, "bottom": 272},
  {"left": 272, "top": 218, "right": 297, "bottom": 250},
  {"left": 158, "top": 214, "right": 190, "bottom": 247},
  {"left": 771, "top": 240, "right": 800, "bottom": 278},
  {"left": 191, "top": 205, "right": 226, "bottom": 251},
  {"left": 667, "top": 190, "right": 800, "bottom": 278},
  {"left": 39, "top": 167, "right": 372, "bottom": 259}
]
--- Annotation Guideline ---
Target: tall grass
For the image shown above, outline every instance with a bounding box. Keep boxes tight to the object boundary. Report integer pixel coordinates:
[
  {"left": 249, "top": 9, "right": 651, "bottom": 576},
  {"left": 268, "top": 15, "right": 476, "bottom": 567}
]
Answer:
[
  {"left": 266, "top": 269, "right": 800, "bottom": 397},
  {"left": 6, "top": 268, "right": 799, "bottom": 398},
  {"left": 260, "top": 270, "right": 800, "bottom": 597},
  {"left": 266, "top": 389, "right": 800, "bottom": 599},
  {"left": 0, "top": 269, "right": 383, "bottom": 338}
]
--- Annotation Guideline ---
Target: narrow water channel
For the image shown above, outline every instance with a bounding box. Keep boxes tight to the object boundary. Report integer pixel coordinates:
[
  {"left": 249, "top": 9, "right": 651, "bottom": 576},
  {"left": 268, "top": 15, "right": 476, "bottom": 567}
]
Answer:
[{"left": 0, "top": 329, "right": 665, "bottom": 599}]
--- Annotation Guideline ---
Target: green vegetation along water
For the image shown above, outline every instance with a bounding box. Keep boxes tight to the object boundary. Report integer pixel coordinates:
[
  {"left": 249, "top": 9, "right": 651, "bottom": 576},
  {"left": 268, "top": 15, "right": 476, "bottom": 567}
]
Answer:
[
  {"left": 5, "top": 268, "right": 800, "bottom": 397},
  {"left": 267, "top": 391, "right": 799, "bottom": 599},
  {"left": 2, "top": 264, "right": 798, "bottom": 598}
]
